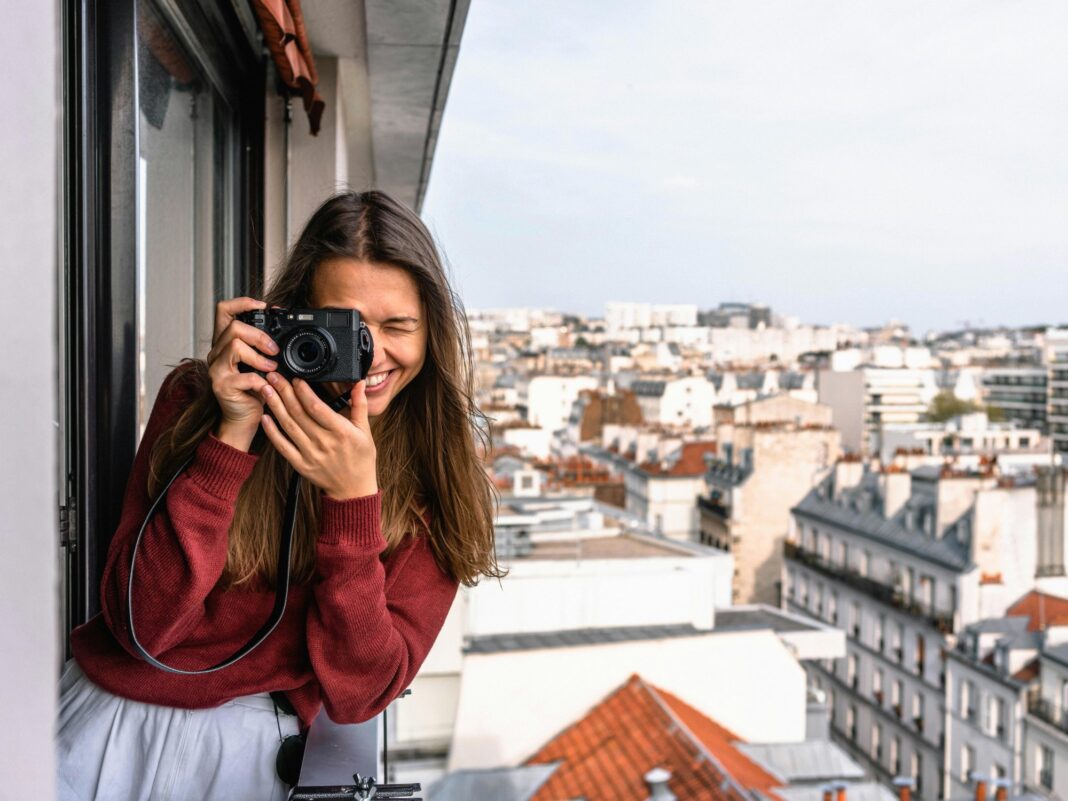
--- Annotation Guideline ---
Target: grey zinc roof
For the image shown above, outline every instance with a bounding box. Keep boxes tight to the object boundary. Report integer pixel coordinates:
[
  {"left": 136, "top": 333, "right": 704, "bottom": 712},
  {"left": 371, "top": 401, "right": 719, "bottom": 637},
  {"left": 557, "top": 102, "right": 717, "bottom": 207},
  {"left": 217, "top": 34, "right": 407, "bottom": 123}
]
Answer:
[
  {"left": 1042, "top": 642, "right": 1068, "bottom": 669},
  {"left": 426, "top": 764, "right": 558, "bottom": 801},
  {"left": 793, "top": 487, "right": 972, "bottom": 571},
  {"left": 464, "top": 623, "right": 707, "bottom": 654},
  {"left": 714, "top": 607, "right": 818, "bottom": 634},
  {"left": 965, "top": 616, "right": 1030, "bottom": 635},
  {"left": 736, "top": 741, "right": 866, "bottom": 783}
]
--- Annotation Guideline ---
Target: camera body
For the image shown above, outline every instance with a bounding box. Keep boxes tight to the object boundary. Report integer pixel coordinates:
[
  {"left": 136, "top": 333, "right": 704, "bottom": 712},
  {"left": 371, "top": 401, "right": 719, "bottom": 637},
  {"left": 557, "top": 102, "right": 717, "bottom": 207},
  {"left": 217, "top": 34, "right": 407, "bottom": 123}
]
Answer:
[{"left": 237, "top": 307, "right": 374, "bottom": 384}]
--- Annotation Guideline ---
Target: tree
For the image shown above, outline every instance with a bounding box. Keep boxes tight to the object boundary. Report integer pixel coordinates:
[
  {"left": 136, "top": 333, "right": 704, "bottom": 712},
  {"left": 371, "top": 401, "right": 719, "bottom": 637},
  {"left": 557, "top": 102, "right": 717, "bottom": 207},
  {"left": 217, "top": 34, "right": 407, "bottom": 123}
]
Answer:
[{"left": 925, "top": 391, "right": 982, "bottom": 422}]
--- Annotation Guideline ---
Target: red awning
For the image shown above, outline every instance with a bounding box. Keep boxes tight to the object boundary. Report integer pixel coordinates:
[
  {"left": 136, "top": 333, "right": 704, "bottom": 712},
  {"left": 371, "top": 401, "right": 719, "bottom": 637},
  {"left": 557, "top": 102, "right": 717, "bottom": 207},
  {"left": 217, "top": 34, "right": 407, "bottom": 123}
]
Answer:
[{"left": 249, "top": 0, "right": 325, "bottom": 135}]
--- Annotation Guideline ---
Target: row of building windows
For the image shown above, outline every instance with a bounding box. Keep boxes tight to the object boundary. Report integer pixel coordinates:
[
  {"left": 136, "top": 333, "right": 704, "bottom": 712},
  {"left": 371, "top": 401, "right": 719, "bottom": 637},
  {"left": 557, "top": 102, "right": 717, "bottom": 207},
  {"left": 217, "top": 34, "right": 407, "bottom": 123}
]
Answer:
[
  {"left": 786, "top": 566, "right": 941, "bottom": 684},
  {"left": 955, "top": 677, "right": 1010, "bottom": 743}
]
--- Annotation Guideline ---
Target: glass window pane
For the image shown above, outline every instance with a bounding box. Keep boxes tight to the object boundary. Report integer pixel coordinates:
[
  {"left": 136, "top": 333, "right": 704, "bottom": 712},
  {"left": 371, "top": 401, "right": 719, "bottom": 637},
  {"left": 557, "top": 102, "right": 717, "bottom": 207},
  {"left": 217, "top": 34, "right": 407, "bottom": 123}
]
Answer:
[{"left": 136, "top": 0, "right": 236, "bottom": 438}]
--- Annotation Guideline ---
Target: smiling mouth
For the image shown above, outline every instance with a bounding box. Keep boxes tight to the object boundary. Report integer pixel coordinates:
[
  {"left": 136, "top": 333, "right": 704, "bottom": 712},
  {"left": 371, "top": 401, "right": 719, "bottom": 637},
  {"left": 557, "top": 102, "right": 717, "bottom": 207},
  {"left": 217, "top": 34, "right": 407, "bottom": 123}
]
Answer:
[{"left": 365, "top": 369, "right": 394, "bottom": 391}]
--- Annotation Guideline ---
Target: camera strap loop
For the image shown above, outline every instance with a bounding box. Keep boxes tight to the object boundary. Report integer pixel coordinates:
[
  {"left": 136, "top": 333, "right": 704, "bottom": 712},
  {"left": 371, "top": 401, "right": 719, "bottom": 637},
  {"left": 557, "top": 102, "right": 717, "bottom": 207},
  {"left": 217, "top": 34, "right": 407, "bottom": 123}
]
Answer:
[{"left": 126, "top": 391, "right": 352, "bottom": 674}]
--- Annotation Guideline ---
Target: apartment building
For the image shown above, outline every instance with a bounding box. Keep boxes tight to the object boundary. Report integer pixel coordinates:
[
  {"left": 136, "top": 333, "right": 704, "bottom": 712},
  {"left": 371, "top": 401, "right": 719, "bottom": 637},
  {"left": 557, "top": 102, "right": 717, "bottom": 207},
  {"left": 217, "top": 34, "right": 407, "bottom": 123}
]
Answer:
[
  {"left": 1048, "top": 329, "right": 1068, "bottom": 457},
  {"left": 631, "top": 375, "right": 717, "bottom": 429},
  {"left": 980, "top": 366, "right": 1049, "bottom": 432},
  {"left": 783, "top": 458, "right": 1049, "bottom": 798},
  {"left": 818, "top": 367, "right": 938, "bottom": 455},
  {"left": 699, "top": 395, "right": 840, "bottom": 604}
]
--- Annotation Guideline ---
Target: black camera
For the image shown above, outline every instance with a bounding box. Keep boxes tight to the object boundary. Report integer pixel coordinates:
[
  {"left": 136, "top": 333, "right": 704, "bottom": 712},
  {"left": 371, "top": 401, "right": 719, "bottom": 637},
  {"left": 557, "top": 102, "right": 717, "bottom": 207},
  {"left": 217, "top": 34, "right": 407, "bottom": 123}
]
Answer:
[{"left": 237, "top": 307, "right": 374, "bottom": 383}]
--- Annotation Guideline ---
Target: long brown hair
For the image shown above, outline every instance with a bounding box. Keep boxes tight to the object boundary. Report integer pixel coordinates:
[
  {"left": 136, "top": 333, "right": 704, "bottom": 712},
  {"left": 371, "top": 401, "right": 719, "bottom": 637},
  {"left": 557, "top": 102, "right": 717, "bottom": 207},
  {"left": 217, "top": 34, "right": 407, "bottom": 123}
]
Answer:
[{"left": 147, "top": 191, "right": 503, "bottom": 587}]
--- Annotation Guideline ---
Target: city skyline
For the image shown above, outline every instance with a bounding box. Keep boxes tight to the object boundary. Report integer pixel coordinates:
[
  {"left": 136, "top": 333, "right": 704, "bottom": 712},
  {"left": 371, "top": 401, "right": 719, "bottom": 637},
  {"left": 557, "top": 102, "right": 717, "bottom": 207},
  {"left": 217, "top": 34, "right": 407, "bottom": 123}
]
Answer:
[{"left": 422, "top": 1, "right": 1068, "bottom": 335}]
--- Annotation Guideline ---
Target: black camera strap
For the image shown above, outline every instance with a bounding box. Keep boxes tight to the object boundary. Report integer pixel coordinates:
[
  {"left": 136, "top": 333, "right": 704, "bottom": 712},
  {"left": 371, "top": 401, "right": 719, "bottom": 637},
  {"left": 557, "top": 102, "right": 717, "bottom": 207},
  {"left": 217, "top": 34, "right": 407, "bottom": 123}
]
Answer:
[{"left": 126, "top": 390, "right": 352, "bottom": 674}]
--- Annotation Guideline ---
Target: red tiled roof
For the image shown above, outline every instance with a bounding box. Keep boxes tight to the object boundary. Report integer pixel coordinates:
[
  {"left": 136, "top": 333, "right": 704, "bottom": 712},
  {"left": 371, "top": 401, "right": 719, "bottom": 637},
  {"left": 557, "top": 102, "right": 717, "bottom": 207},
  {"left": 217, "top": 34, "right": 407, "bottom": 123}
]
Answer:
[
  {"left": 1006, "top": 591, "right": 1068, "bottom": 632},
  {"left": 657, "top": 688, "right": 780, "bottom": 795},
  {"left": 642, "top": 442, "right": 718, "bottom": 478},
  {"left": 1013, "top": 658, "right": 1040, "bottom": 682},
  {"left": 525, "top": 674, "right": 777, "bottom": 801}
]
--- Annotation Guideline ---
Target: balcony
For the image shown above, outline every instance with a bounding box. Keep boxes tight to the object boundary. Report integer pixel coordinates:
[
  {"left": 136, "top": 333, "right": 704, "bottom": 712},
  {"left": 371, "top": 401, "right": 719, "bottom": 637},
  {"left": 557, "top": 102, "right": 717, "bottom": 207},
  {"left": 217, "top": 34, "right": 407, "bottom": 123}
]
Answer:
[
  {"left": 698, "top": 495, "right": 730, "bottom": 520},
  {"left": 1029, "top": 696, "right": 1068, "bottom": 735},
  {"left": 783, "top": 542, "right": 954, "bottom": 634}
]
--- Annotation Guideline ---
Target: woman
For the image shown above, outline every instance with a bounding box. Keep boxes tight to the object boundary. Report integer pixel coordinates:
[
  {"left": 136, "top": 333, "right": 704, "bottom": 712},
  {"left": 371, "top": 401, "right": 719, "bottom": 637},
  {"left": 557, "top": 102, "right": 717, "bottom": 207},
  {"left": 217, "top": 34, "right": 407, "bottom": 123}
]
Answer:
[{"left": 58, "top": 190, "right": 502, "bottom": 800}]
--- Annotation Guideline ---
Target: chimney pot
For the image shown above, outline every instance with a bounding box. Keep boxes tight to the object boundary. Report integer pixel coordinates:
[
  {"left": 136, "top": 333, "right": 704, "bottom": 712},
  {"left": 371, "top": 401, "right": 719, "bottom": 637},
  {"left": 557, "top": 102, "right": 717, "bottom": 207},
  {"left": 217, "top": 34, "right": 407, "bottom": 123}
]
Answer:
[
  {"left": 836, "top": 781, "right": 847, "bottom": 801},
  {"left": 823, "top": 785, "right": 834, "bottom": 801},
  {"left": 644, "top": 767, "right": 677, "bottom": 801},
  {"left": 993, "top": 778, "right": 1010, "bottom": 801},
  {"left": 972, "top": 773, "right": 989, "bottom": 801},
  {"left": 893, "top": 776, "right": 914, "bottom": 801}
]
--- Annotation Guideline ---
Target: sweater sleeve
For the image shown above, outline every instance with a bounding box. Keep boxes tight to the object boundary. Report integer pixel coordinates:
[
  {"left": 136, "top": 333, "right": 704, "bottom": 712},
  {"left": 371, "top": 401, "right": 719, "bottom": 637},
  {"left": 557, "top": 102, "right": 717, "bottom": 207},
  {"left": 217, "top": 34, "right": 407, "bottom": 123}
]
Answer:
[
  {"left": 99, "top": 365, "right": 259, "bottom": 658},
  {"left": 307, "top": 492, "right": 460, "bottom": 724}
]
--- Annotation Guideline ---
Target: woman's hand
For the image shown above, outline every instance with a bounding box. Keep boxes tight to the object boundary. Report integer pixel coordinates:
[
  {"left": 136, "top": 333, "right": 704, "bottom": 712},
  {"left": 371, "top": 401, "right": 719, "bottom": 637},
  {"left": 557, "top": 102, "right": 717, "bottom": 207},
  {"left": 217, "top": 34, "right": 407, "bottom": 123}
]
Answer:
[
  {"left": 205, "top": 297, "right": 281, "bottom": 451},
  {"left": 259, "top": 374, "right": 378, "bottom": 501}
]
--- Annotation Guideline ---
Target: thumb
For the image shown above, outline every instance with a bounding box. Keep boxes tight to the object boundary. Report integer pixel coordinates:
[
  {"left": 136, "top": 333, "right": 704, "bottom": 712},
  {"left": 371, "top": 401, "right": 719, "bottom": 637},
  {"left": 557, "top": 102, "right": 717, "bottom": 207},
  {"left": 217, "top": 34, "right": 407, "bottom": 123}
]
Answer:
[{"left": 348, "top": 380, "right": 370, "bottom": 431}]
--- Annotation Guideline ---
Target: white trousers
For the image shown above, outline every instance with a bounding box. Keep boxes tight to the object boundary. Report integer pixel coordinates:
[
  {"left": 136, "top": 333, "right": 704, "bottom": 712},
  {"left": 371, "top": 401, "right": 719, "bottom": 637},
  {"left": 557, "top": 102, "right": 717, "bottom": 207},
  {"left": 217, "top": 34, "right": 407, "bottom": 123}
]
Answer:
[{"left": 56, "top": 660, "right": 300, "bottom": 801}]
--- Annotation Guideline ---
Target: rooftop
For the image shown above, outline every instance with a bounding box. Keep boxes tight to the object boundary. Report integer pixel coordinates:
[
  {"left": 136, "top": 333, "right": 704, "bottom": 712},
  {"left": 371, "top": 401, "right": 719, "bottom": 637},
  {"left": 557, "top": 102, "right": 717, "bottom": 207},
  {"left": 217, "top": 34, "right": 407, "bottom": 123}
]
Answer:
[
  {"left": 1006, "top": 590, "right": 1068, "bottom": 632},
  {"left": 464, "top": 623, "right": 708, "bottom": 655},
  {"left": 524, "top": 674, "right": 775, "bottom": 801},
  {"left": 527, "top": 534, "right": 693, "bottom": 560},
  {"left": 792, "top": 480, "right": 972, "bottom": 571}
]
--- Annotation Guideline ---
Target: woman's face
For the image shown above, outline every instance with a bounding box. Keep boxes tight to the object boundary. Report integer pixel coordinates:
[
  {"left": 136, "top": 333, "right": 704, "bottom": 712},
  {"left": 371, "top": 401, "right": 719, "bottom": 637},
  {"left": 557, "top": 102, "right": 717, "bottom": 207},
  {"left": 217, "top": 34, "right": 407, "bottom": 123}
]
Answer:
[{"left": 311, "top": 258, "right": 427, "bottom": 419}]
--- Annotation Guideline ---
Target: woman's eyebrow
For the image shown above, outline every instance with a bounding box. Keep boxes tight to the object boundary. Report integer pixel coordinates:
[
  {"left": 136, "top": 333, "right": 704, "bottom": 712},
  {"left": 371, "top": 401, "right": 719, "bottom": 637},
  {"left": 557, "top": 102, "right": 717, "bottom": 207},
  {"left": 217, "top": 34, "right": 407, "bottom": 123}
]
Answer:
[{"left": 381, "top": 315, "right": 420, "bottom": 325}]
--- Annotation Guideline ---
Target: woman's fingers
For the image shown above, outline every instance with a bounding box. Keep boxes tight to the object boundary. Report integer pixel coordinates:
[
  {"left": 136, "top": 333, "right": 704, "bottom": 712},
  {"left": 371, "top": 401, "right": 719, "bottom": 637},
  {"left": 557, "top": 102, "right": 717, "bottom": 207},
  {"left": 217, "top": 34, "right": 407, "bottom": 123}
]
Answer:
[
  {"left": 348, "top": 380, "right": 370, "bottom": 432},
  {"left": 207, "top": 338, "right": 277, "bottom": 378},
  {"left": 260, "top": 414, "right": 303, "bottom": 468},
  {"left": 212, "top": 297, "right": 266, "bottom": 347},
  {"left": 262, "top": 374, "right": 315, "bottom": 449},
  {"left": 293, "top": 379, "right": 346, "bottom": 432},
  {"left": 207, "top": 320, "right": 279, "bottom": 367}
]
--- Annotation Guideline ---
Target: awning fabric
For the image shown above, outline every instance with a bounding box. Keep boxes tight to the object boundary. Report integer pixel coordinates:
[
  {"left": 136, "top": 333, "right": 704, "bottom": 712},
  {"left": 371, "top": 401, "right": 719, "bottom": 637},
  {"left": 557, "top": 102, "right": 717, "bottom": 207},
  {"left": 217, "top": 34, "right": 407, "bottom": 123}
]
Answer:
[{"left": 249, "top": 0, "right": 325, "bottom": 135}]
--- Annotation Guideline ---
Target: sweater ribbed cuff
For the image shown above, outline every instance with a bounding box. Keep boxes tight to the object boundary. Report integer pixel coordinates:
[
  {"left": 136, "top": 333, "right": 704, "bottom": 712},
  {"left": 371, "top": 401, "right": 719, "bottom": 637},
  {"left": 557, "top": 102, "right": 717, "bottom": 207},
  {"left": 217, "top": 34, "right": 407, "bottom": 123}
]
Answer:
[
  {"left": 319, "top": 491, "right": 383, "bottom": 547},
  {"left": 186, "top": 434, "right": 259, "bottom": 501}
]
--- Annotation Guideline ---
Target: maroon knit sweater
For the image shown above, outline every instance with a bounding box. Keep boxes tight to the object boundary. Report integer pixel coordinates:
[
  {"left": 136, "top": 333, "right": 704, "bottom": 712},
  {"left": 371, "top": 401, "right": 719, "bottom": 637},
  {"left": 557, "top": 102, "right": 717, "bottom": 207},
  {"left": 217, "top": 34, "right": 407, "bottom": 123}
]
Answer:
[{"left": 70, "top": 366, "right": 459, "bottom": 728}]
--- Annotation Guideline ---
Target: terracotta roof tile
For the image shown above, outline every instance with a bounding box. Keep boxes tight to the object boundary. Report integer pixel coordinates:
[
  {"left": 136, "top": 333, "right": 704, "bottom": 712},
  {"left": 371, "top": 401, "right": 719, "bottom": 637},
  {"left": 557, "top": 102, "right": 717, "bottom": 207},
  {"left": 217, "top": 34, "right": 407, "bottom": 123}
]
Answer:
[
  {"left": 641, "top": 442, "right": 718, "bottom": 478},
  {"left": 525, "top": 674, "right": 777, "bottom": 801},
  {"left": 1006, "top": 591, "right": 1068, "bottom": 632},
  {"left": 1013, "top": 658, "right": 1040, "bottom": 682}
]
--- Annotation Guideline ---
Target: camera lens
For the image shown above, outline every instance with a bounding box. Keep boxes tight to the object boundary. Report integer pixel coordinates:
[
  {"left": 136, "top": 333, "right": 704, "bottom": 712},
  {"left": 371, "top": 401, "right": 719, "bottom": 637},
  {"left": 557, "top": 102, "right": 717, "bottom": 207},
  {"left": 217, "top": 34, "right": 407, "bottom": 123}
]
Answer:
[
  {"left": 297, "top": 340, "right": 321, "bottom": 363},
  {"left": 284, "top": 329, "right": 332, "bottom": 376}
]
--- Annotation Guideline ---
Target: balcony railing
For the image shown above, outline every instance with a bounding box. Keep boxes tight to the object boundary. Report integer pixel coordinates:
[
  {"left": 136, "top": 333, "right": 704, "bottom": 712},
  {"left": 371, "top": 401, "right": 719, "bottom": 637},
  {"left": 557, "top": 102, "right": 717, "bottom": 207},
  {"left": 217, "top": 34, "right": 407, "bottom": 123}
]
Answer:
[
  {"left": 1029, "top": 696, "right": 1068, "bottom": 735},
  {"left": 698, "top": 495, "right": 730, "bottom": 520},
  {"left": 784, "top": 542, "right": 955, "bottom": 634}
]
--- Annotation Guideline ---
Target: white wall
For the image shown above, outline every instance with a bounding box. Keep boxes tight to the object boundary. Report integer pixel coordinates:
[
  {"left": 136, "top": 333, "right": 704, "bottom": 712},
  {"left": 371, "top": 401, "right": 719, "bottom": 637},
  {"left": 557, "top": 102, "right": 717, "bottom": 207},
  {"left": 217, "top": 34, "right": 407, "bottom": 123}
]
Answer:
[
  {"left": 462, "top": 555, "right": 726, "bottom": 636},
  {"left": 448, "top": 629, "right": 808, "bottom": 770},
  {"left": 1, "top": 0, "right": 58, "bottom": 793}
]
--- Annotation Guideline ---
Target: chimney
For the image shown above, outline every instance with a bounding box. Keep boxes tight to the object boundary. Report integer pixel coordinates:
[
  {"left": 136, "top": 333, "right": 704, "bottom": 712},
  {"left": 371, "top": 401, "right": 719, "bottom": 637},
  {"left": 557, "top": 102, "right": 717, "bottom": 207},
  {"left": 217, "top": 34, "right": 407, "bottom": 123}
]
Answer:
[
  {"left": 880, "top": 468, "right": 911, "bottom": 519},
  {"left": 834, "top": 457, "right": 864, "bottom": 500},
  {"left": 893, "top": 777, "right": 914, "bottom": 801},
  {"left": 644, "top": 767, "right": 677, "bottom": 801},
  {"left": 836, "top": 781, "right": 847, "bottom": 801},
  {"left": 993, "top": 778, "right": 1010, "bottom": 801},
  {"left": 822, "top": 785, "right": 834, "bottom": 801},
  {"left": 972, "top": 774, "right": 988, "bottom": 801}
]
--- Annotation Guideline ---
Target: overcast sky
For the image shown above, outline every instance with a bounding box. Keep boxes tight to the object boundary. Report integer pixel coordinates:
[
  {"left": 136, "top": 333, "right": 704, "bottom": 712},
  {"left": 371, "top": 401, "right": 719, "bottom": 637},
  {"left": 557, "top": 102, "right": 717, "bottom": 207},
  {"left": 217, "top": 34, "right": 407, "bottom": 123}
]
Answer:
[{"left": 421, "top": 1, "right": 1068, "bottom": 333}]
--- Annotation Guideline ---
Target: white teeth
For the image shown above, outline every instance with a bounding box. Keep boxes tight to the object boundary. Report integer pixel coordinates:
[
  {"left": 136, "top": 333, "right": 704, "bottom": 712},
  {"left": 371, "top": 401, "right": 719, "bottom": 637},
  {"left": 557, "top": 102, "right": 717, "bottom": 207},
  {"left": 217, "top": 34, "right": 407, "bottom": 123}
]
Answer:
[{"left": 367, "top": 371, "right": 391, "bottom": 387}]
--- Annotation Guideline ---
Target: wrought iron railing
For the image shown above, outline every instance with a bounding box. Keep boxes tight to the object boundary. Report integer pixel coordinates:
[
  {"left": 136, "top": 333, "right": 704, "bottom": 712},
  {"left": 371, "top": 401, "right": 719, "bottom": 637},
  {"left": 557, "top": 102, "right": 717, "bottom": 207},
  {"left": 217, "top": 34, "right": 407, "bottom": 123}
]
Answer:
[{"left": 783, "top": 541, "right": 955, "bottom": 634}]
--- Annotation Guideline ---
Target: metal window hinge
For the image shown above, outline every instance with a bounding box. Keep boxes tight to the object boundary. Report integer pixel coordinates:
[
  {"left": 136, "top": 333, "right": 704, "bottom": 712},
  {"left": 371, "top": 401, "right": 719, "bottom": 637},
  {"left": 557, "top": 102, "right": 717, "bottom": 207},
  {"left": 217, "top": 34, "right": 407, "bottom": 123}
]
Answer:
[{"left": 59, "top": 500, "right": 77, "bottom": 552}]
